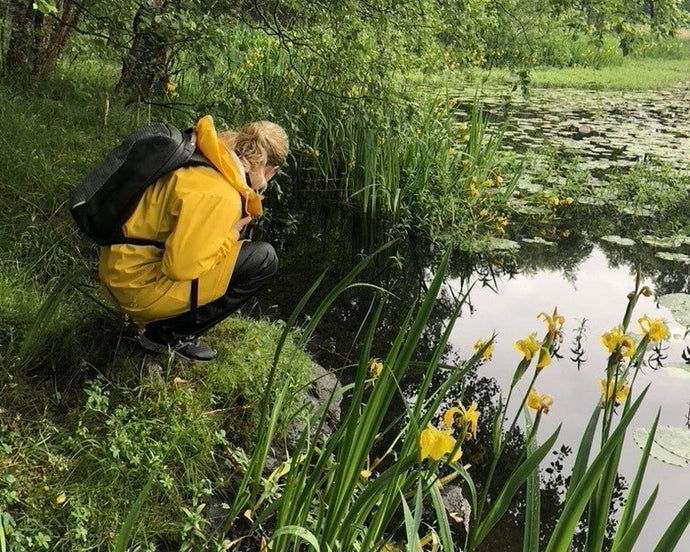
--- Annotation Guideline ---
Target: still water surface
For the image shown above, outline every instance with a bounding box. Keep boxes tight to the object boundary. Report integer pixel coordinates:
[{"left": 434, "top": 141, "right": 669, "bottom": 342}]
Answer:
[{"left": 448, "top": 245, "right": 690, "bottom": 551}]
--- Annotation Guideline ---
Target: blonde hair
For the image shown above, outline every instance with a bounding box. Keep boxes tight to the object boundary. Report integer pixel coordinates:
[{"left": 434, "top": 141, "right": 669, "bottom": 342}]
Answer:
[{"left": 219, "top": 121, "right": 289, "bottom": 172}]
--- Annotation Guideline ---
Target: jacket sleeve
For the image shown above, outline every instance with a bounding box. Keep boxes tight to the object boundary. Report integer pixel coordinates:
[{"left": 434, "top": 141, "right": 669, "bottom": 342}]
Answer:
[{"left": 161, "top": 185, "right": 242, "bottom": 281}]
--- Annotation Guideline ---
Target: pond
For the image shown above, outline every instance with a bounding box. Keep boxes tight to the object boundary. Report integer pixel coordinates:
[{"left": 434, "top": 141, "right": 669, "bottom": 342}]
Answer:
[
  {"left": 454, "top": 86, "right": 690, "bottom": 179},
  {"left": 448, "top": 244, "right": 690, "bottom": 551},
  {"left": 254, "top": 85, "right": 690, "bottom": 550}
]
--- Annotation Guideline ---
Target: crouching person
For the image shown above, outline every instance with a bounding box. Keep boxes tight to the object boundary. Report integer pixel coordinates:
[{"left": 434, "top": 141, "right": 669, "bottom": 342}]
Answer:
[{"left": 98, "top": 115, "right": 288, "bottom": 362}]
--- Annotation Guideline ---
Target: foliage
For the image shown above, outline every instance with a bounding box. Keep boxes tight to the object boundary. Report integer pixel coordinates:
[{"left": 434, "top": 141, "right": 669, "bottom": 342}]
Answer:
[{"left": 0, "top": 270, "right": 313, "bottom": 551}]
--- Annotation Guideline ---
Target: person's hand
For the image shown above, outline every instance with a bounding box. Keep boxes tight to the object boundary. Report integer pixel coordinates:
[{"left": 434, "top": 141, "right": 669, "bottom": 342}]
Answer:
[{"left": 233, "top": 215, "right": 253, "bottom": 234}]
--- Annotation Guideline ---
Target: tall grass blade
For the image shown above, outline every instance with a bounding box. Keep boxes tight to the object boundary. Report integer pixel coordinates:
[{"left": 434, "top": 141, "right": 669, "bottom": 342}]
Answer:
[
  {"left": 473, "top": 426, "right": 560, "bottom": 547},
  {"left": 586, "top": 436, "right": 624, "bottom": 551},
  {"left": 16, "top": 275, "right": 72, "bottom": 368},
  {"left": 565, "top": 407, "right": 600, "bottom": 502},
  {"left": 611, "top": 410, "right": 661, "bottom": 546},
  {"left": 430, "top": 481, "right": 455, "bottom": 552},
  {"left": 652, "top": 498, "right": 690, "bottom": 552},
  {"left": 610, "top": 486, "right": 658, "bottom": 552},
  {"left": 0, "top": 516, "right": 6, "bottom": 552},
  {"left": 269, "top": 525, "right": 321, "bottom": 551},
  {"left": 544, "top": 387, "right": 649, "bottom": 552},
  {"left": 113, "top": 476, "right": 154, "bottom": 552},
  {"left": 401, "top": 484, "right": 423, "bottom": 550},
  {"left": 523, "top": 413, "right": 541, "bottom": 552}
]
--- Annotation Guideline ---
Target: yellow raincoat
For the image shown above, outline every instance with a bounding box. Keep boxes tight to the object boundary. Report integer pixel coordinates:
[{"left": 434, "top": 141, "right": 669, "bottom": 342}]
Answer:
[{"left": 98, "top": 116, "right": 263, "bottom": 327}]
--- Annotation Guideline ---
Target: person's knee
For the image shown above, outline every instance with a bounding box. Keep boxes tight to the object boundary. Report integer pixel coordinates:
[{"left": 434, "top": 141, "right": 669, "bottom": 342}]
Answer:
[{"left": 257, "top": 242, "right": 278, "bottom": 278}]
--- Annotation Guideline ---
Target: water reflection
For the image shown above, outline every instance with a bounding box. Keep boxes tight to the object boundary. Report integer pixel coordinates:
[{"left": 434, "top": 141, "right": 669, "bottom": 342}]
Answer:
[{"left": 449, "top": 244, "right": 690, "bottom": 551}]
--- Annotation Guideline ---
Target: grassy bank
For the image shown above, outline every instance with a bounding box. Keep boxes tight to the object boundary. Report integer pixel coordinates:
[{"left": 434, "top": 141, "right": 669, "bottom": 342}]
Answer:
[{"left": 2, "top": 28, "right": 690, "bottom": 549}]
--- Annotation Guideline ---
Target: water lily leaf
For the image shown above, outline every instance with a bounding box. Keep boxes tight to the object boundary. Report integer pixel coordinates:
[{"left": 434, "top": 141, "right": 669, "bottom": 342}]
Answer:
[
  {"left": 600, "top": 235, "right": 636, "bottom": 247},
  {"left": 660, "top": 364, "right": 690, "bottom": 379},
  {"left": 518, "top": 182, "right": 544, "bottom": 194},
  {"left": 642, "top": 236, "right": 685, "bottom": 249},
  {"left": 487, "top": 238, "right": 521, "bottom": 251},
  {"left": 633, "top": 427, "right": 690, "bottom": 467},
  {"left": 655, "top": 252, "right": 690, "bottom": 263},
  {"left": 512, "top": 204, "right": 550, "bottom": 216},
  {"left": 577, "top": 196, "right": 606, "bottom": 206},
  {"left": 522, "top": 237, "right": 556, "bottom": 246},
  {"left": 659, "top": 293, "right": 690, "bottom": 327}
]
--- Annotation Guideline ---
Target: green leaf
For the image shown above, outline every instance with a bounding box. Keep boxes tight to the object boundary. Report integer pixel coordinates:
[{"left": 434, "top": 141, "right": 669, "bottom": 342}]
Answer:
[
  {"left": 655, "top": 252, "right": 690, "bottom": 263},
  {"left": 473, "top": 426, "right": 560, "bottom": 547},
  {"left": 610, "top": 487, "right": 659, "bottom": 552},
  {"left": 658, "top": 293, "right": 690, "bottom": 327},
  {"left": 601, "top": 235, "right": 636, "bottom": 247},
  {"left": 114, "top": 477, "right": 155, "bottom": 552},
  {"left": 613, "top": 411, "right": 660, "bottom": 546},
  {"left": 653, "top": 499, "right": 690, "bottom": 552},
  {"left": 430, "top": 483, "right": 455, "bottom": 552},
  {"left": 270, "top": 525, "right": 321, "bottom": 551},
  {"left": 545, "top": 387, "right": 648, "bottom": 552},
  {"left": 486, "top": 237, "right": 521, "bottom": 251},
  {"left": 523, "top": 413, "right": 541, "bottom": 552},
  {"left": 633, "top": 427, "right": 690, "bottom": 466},
  {"left": 565, "top": 407, "right": 600, "bottom": 502}
]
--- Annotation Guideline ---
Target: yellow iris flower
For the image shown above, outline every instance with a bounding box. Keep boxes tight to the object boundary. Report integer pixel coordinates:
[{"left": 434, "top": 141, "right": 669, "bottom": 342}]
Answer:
[
  {"left": 600, "top": 326, "right": 635, "bottom": 359},
  {"left": 473, "top": 339, "right": 494, "bottom": 360},
  {"left": 442, "top": 402, "right": 480, "bottom": 439},
  {"left": 637, "top": 315, "right": 669, "bottom": 343},
  {"left": 597, "top": 379, "right": 630, "bottom": 404},
  {"left": 538, "top": 307, "right": 564, "bottom": 339},
  {"left": 367, "top": 359, "right": 383, "bottom": 379},
  {"left": 526, "top": 388, "right": 553, "bottom": 414},
  {"left": 536, "top": 347, "right": 551, "bottom": 371},
  {"left": 418, "top": 425, "right": 462, "bottom": 463},
  {"left": 514, "top": 333, "right": 541, "bottom": 361}
]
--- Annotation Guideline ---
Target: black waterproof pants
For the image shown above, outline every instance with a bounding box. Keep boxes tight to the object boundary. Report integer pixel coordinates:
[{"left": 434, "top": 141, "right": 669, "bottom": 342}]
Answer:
[{"left": 144, "top": 241, "right": 277, "bottom": 344}]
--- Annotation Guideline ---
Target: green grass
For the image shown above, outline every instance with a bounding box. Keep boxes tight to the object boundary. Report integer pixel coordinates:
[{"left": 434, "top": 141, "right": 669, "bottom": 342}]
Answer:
[
  {"left": 0, "top": 271, "right": 314, "bottom": 550},
  {"left": 528, "top": 57, "right": 690, "bottom": 89}
]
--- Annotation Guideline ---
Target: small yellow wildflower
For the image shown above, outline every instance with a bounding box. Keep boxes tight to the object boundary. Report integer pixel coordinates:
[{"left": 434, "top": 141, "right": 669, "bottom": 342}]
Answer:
[
  {"left": 367, "top": 359, "right": 383, "bottom": 379},
  {"left": 419, "top": 425, "right": 461, "bottom": 463},
  {"left": 597, "top": 379, "right": 630, "bottom": 404},
  {"left": 538, "top": 307, "right": 564, "bottom": 339},
  {"left": 442, "top": 402, "right": 480, "bottom": 439},
  {"left": 54, "top": 492, "right": 67, "bottom": 507},
  {"left": 360, "top": 468, "right": 372, "bottom": 481},
  {"left": 514, "top": 333, "right": 541, "bottom": 361},
  {"left": 473, "top": 339, "right": 493, "bottom": 360},
  {"left": 600, "top": 326, "right": 635, "bottom": 359},
  {"left": 494, "top": 175, "right": 504, "bottom": 185},
  {"left": 637, "top": 315, "right": 668, "bottom": 343},
  {"left": 526, "top": 388, "right": 553, "bottom": 414},
  {"left": 563, "top": 197, "right": 574, "bottom": 206}
]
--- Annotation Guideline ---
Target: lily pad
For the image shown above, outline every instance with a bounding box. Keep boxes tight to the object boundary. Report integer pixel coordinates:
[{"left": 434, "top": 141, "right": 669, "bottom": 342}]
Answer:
[
  {"left": 600, "top": 235, "right": 636, "bottom": 247},
  {"left": 655, "top": 252, "right": 690, "bottom": 263},
  {"left": 660, "top": 364, "right": 690, "bottom": 379},
  {"left": 577, "top": 196, "right": 607, "bottom": 206},
  {"left": 522, "top": 237, "right": 556, "bottom": 246},
  {"left": 659, "top": 293, "right": 690, "bottom": 327},
  {"left": 621, "top": 206, "right": 654, "bottom": 217},
  {"left": 642, "top": 235, "right": 685, "bottom": 249},
  {"left": 512, "top": 203, "right": 551, "bottom": 216},
  {"left": 486, "top": 238, "right": 521, "bottom": 251},
  {"left": 633, "top": 426, "right": 690, "bottom": 467}
]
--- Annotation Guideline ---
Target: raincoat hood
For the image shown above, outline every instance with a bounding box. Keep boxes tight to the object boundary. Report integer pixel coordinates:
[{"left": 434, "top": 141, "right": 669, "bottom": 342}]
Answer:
[{"left": 194, "top": 115, "right": 263, "bottom": 217}]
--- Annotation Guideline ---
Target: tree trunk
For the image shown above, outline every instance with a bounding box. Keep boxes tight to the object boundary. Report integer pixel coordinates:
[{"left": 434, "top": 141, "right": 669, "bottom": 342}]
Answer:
[{"left": 2, "top": 0, "right": 82, "bottom": 82}]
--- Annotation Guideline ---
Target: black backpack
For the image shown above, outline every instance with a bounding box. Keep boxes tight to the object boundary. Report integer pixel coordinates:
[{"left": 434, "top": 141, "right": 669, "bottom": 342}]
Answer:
[{"left": 69, "top": 122, "right": 208, "bottom": 245}]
